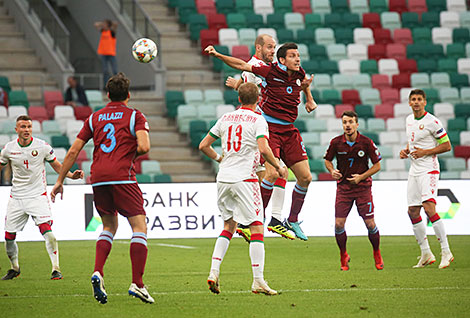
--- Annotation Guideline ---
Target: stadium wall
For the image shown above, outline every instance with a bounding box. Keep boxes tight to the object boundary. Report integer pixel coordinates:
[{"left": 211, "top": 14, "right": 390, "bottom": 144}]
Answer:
[{"left": 1, "top": 180, "right": 469, "bottom": 242}]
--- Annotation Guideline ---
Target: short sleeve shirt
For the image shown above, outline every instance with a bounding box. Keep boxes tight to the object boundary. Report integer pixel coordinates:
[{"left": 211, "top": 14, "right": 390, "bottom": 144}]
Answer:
[
  {"left": 324, "top": 132, "right": 381, "bottom": 190},
  {"left": 210, "top": 107, "right": 269, "bottom": 183}
]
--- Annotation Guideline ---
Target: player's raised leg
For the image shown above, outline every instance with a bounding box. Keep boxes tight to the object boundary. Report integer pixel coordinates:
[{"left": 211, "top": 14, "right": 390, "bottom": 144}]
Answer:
[
  {"left": 423, "top": 202, "right": 453, "bottom": 269},
  {"left": 208, "top": 219, "right": 236, "bottom": 294},
  {"left": 408, "top": 206, "right": 436, "bottom": 268},
  {"left": 2, "top": 232, "right": 20, "bottom": 280},
  {"left": 284, "top": 159, "right": 312, "bottom": 241},
  {"left": 38, "top": 221, "right": 62, "bottom": 279},
  {"left": 249, "top": 222, "right": 277, "bottom": 295}
]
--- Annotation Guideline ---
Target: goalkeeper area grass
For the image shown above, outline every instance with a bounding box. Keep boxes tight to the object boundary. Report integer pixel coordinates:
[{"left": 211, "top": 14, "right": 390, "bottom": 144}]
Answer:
[{"left": 1, "top": 235, "right": 469, "bottom": 317}]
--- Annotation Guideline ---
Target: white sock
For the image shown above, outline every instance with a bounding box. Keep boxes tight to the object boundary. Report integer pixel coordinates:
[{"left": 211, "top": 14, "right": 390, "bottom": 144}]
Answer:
[
  {"left": 210, "top": 232, "right": 232, "bottom": 274},
  {"left": 43, "top": 232, "right": 60, "bottom": 271},
  {"left": 5, "top": 240, "right": 19, "bottom": 271},
  {"left": 271, "top": 186, "right": 285, "bottom": 222},
  {"left": 249, "top": 240, "right": 265, "bottom": 279},
  {"left": 432, "top": 219, "right": 450, "bottom": 253},
  {"left": 412, "top": 219, "right": 431, "bottom": 254}
]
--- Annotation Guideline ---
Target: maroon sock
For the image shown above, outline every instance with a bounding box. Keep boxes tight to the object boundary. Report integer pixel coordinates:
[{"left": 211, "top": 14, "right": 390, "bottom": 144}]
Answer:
[
  {"left": 368, "top": 227, "right": 380, "bottom": 251},
  {"left": 130, "top": 233, "right": 148, "bottom": 288},
  {"left": 335, "top": 230, "right": 347, "bottom": 254},
  {"left": 260, "top": 179, "right": 274, "bottom": 213},
  {"left": 94, "top": 231, "right": 114, "bottom": 276},
  {"left": 288, "top": 183, "right": 308, "bottom": 223}
]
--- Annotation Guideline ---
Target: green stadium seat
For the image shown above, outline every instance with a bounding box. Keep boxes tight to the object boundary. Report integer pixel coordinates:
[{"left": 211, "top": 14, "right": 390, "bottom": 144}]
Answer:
[
  {"left": 226, "top": 13, "right": 247, "bottom": 30},
  {"left": 426, "top": 0, "right": 446, "bottom": 12},
  {"left": 223, "top": 89, "right": 239, "bottom": 106},
  {"left": 417, "top": 59, "right": 438, "bottom": 73},
  {"left": 455, "top": 103, "right": 470, "bottom": 119},
  {"left": 0, "top": 76, "right": 10, "bottom": 94},
  {"left": 301, "top": 60, "right": 319, "bottom": 74},
  {"left": 360, "top": 60, "right": 379, "bottom": 74},
  {"left": 369, "top": 0, "right": 388, "bottom": 13},
  {"left": 273, "top": 0, "right": 292, "bottom": 13},
  {"left": 276, "top": 29, "right": 295, "bottom": 43},
  {"left": 437, "top": 58, "right": 458, "bottom": 73},
  {"left": 331, "top": 0, "right": 349, "bottom": 13},
  {"left": 322, "top": 89, "right": 342, "bottom": 105},
  {"left": 51, "top": 135, "right": 70, "bottom": 149},
  {"left": 412, "top": 27, "right": 432, "bottom": 44},
  {"left": 245, "top": 13, "right": 265, "bottom": 29},
  {"left": 423, "top": 88, "right": 440, "bottom": 104},
  {"left": 235, "top": 0, "right": 254, "bottom": 14},
  {"left": 401, "top": 12, "right": 420, "bottom": 29},
  {"left": 294, "top": 120, "right": 307, "bottom": 133},
  {"left": 267, "top": 13, "right": 285, "bottom": 30},
  {"left": 212, "top": 45, "right": 229, "bottom": 72},
  {"left": 297, "top": 29, "right": 315, "bottom": 45},
  {"left": 222, "top": 63, "right": 239, "bottom": 77},
  {"left": 309, "top": 159, "right": 327, "bottom": 173},
  {"left": 446, "top": 43, "right": 466, "bottom": 60},
  {"left": 453, "top": 28, "right": 470, "bottom": 44},
  {"left": 308, "top": 44, "right": 327, "bottom": 59},
  {"left": 154, "top": 174, "right": 172, "bottom": 183},
  {"left": 136, "top": 174, "right": 152, "bottom": 183},
  {"left": 324, "top": 13, "right": 343, "bottom": 30},
  {"left": 178, "top": 0, "right": 197, "bottom": 24},
  {"left": 447, "top": 118, "right": 467, "bottom": 132},
  {"left": 216, "top": 0, "right": 235, "bottom": 15},
  {"left": 318, "top": 60, "right": 339, "bottom": 75},
  {"left": 421, "top": 12, "right": 440, "bottom": 28},
  {"left": 362, "top": 131, "right": 380, "bottom": 145},
  {"left": 188, "top": 14, "right": 208, "bottom": 41},
  {"left": 8, "top": 90, "right": 29, "bottom": 107},
  {"left": 355, "top": 104, "right": 374, "bottom": 118},
  {"left": 447, "top": 130, "right": 460, "bottom": 145},
  {"left": 334, "top": 28, "right": 354, "bottom": 45},
  {"left": 304, "top": 13, "right": 323, "bottom": 29},
  {"left": 166, "top": 90, "right": 185, "bottom": 118}
]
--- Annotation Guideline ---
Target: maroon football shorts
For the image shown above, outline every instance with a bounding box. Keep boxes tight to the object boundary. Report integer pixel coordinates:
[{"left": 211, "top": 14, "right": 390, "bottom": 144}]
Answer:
[
  {"left": 335, "top": 186, "right": 374, "bottom": 219},
  {"left": 262, "top": 122, "right": 308, "bottom": 168},
  {"left": 93, "top": 183, "right": 146, "bottom": 218}
]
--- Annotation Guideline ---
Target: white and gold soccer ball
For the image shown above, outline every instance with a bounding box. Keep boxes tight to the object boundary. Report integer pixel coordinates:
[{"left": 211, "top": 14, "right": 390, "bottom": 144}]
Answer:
[{"left": 132, "top": 38, "right": 158, "bottom": 63}]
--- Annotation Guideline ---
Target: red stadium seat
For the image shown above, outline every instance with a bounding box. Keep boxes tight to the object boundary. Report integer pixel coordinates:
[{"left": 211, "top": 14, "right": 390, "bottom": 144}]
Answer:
[
  {"left": 207, "top": 13, "right": 227, "bottom": 30},
  {"left": 28, "top": 106, "right": 49, "bottom": 122},
  {"left": 200, "top": 29, "right": 219, "bottom": 52},
  {"left": 372, "top": 74, "right": 391, "bottom": 90},
  {"left": 196, "top": 0, "right": 217, "bottom": 15},
  {"left": 231, "top": 45, "right": 251, "bottom": 62},
  {"left": 374, "top": 103, "right": 395, "bottom": 120},
  {"left": 453, "top": 146, "right": 470, "bottom": 160},
  {"left": 334, "top": 104, "right": 354, "bottom": 118},
  {"left": 74, "top": 106, "right": 92, "bottom": 121},
  {"left": 318, "top": 172, "right": 334, "bottom": 181},
  {"left": 389, "top": 0, "right": 408, "bottom": 14},
  {"left": 380, "top": 88, "right": 400, "bottom": 104},
  {"left": 292, "top": 0, "right": 312, "bottom": 15},
  {"left": 391, "top": 73, "right": 411, "bottom": 90},
  {"left": 342, "top": 90, "right": 361, "bottom": 106},
  {"left": 408, "top": 0, "right": 427, "bottom": 16},
  {"left": 393, "top": 28, "right": 413, "bottom": 45},
  {"left": 362, "top": 13, "right": 382, "bottom": 29},
  {"left": 386, "top": 43, "right": 407, "bottom": 60},
  {"left": 398, "top": 59, "right": 418, "bottom": 74},
  {"left": 373, "top": 28, "right": 393, "bottom": 44},
  {"left": 368, "top": 44, "right": 386, "bottom": 60}
]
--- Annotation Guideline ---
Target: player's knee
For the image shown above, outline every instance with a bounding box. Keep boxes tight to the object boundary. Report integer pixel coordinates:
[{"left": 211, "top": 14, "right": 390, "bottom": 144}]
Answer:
[
  {"left": 38, "top": 222, "right": 52, "bottom": 235},
  {"left": 334, "top": 226, "right": 345, "bottom": 234},
  {"left": 298, "top": 173, "right": 312, "bottom": 185},
  {"left": 5, "top": 231, "right": 16, "bottom": 241}
]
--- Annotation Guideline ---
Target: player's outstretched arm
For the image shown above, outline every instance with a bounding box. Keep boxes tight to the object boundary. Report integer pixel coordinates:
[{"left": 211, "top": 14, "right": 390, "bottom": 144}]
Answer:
[
  {"left": 199, "top": 134, "right": 222, "bottom": 163},
  {"left": 50, "top": 138, "right": 86, "bottom": 202},
  {"left": 136, "top": 130, "right": 150, "bottom": 156},
  {"left": 324, "top": 159, "right": 342, "bottom": 180},
  {"left": 226, "top": 77, "right": 243, "bottom": 90},
  {"left": 205, "top": 46, "right": 252, "bottom": 73},
  {"left": 257, "top": 138, "right": 287, "bottom": 179},
  {"left": 49, "top": 159, "right": 84, "bottom": 180}
]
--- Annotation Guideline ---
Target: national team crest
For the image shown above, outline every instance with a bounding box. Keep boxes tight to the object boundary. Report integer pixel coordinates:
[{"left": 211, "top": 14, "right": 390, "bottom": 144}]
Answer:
[
  {"left": 358, "top": 150, "right": 365, "bottom": 157},
  {"left": 31, "top": 150, "right": 38, "bottom": 157},
  {"left": 419, "top": 124, "right": 424, "bottom": 130}
]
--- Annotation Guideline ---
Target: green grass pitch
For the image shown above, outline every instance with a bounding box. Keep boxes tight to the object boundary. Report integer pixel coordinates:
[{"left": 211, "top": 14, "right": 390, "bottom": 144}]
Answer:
[{"left": 1, "top": 235, "right": 469, "bottom": 317}]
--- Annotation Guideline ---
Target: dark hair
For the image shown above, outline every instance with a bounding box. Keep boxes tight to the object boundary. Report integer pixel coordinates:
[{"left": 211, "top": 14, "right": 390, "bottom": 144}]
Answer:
[
  {"left": 276, "top": 42, "right": 298, "bottom": 61},
  {"left": 105, "top": 19, "right": 112, "bottom": 28},
  {"left": 16, "top": 115, "right": 32, "bottom": 122},
  {"left": 238, "top": 82, "right": 259, "bottom": 105},
  {"left": 341, "top": 111, "right": 358, "bottom": 123},
  {"left": 409, "top": 89, "right": 426, "bottom": 100},
  {"left": 106, "top": 72, "right": 130, "bottom": 101}
]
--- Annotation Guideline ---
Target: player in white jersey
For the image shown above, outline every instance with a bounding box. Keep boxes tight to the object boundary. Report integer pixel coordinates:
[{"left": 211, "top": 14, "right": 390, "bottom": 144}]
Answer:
[
  {"left": 399, "top": 89, "right": 453, "bottom": 269},
  {"left": 225, "top": 34, "right": 295, "bottom": 240},
  {"left": 199, "top": 83, "right": 287, "bottom": 295},
  {"left": 0, "top": 115, "right": 84, "bottom": 280}
]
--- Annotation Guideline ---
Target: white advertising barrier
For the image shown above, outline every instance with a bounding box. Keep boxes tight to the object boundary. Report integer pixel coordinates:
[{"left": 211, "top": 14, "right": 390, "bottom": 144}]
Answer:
[{"left": 0, "top": 180, "right": 469, "bottom": 242}]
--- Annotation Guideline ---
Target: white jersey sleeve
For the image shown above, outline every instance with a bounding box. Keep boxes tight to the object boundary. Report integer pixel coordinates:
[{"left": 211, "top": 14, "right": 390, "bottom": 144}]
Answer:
[
  {"left": 254, "top": 116, "right": 269, "bottom": 140},
  {"left": 209, "top": 117, "right": 223, "bottom": 139},
  {"left": 0, "top": 145, "right": 8, "bottom": 165}
]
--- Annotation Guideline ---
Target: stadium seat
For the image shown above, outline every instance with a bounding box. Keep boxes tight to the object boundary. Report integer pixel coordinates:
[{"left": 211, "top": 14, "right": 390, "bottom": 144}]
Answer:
[
  {"left": 238, "top": 28, "right": 256, "bottom": 47},
  {"left": 457, "top": 58, "right": 470, "bottom": 75},
  {"left": 334, "top": 104, "right": 355, "bottom": 118},
  {"left": 417, "top": 59, "right": 438, "bottom": 73},
  {"left": 8, "top": 105, "right": 27, "bottom": 119},
  {"left": 165, "top": 90, "right": 185, "bottom": 118},
  {"left": 335, "top": 28, "right": 354, "bottom": 45},
  {"left": 315, "top": 28, "right": 335, "bottom": 46},
  {"left": 178, "top": 0, "right": 197, "bottom": 24},
  {"left": 393, "top": 102, "right": 411, "bottom": 118},
  {"left": 386, "top": 43, "right": 407, "bottom": 60},
  {"left": 305, "top": 118, "right": 327, "bottom": 132},
  {"left": 408, "top": 0, "right": 428, "bottom": 15},
  {"left": 207, "top": 13, "right": 227, "bottom": 30},
  {"left": 378, "top": 59, "right": 399, "bottom": 78},
  {"left": 434, "top": 102, "right": 454, "bottom": 121},
  {"left": 461, "top": 88, "right": 470, "bottom": 103},
  {"left": 189, "top": 14, "right": 208, "bottom": 41},
  {"left": 411, "top": 28, "right": 432, "bottom": 45},
  {"left": 51, "top": 135, "right": 70, "bottom": 149},
  {"left": 381, "top": 12, "right": 402, "bottom": 31},
  {"left": 322, "top": 89, "right": 342, "bottom": 105},
  {"left": 200, "top": 29, "right": 220, "bottom": 52},
  {"left": 197, "top": 105, "right": 216, "bottom": 120},
  {"left": 381, "top": 88, "right": 400, "bottom": 104},
  {"left": 439, "top": 87, "right": 460, "bottom": 105},
  {"left": 368, "top": 44, "right": 386, "bottom": 60},
  {"left": 453, "top": 28, "right": 470, "bottom": 44},
  {"left": 73, "top": 106, "right": 92, "bottom": 121},
  {"left": 347, "top": 44, "right": 368, "bottom": 61},
  {"left": 339, "top": 59, "right": 360, "bottom": 75},
  {"left": 372, "top": 74, "right": 391, "bottom": 90},
  {"left": 400, "top": 88, "right": 413, "bottom": 103},
  {"left": 432, "top": 27, "right": 452, "bottom": 48},
  {"left": 292, "top": 0, "right": 312, "bottom": 14},
  {"left": 421, "top": 11, "right": 440, "bottom": 28},
  {"left": 360, "top": 59, "right": 379, "bottom": 74},
  {"left": 330, "top": 0, "right": 349, "bottom": 13},
  {"left": 317, "top": 60, "right": 339, "bottom": 75},
  {"left": 447, "top": 0, "right": 467, "bottom": 12},
  {"left": 398, "top": 59, "right": 418, "bottom": 75},
  {"left": 327, "top": 44, "right": 347, "bottom": 61},
  {"left": 354, "top": 28, "right": 375, "bottom": 45},
  {"left": 440, "top": 11, "right": 460, "bottom": 29},
  {"left": 460, "top": 11, "right": 470, "bottom": 28},
  {"left": 393, "top": 28, "right": 413, "bottom": 45},
  {"left": 331, "top": 74, "right": 352, "bottom": 92},
  {"left": 455, "top": 103, "right": 470, "bottom": 119},
  {"left": 350, "top": 0, "right": 369, "bottom": 15},
  {"left": 446, "top": 43, "right": 466, "bottom": 60},
  {"left": 402, "top": 12, "right": 420, "bottom": 29},
  {"left": 342, "top": 89, "right": 361, "bottom": 106},
  {"left": 314, "top": 104, "right": 336, "bottom": 119},
  {"left": 313, "top": 74, "right": 331, "bottom": 91},
  {"left": 448, "top": 118, "right": 467, "bottom": 132},
  {"left": 177, "top": 105, "right": 198, "bottom": 133},
  {"left": 343, "top": 13, "right": 362, "bottom": 28},
  {"left": 363, "top": 13, "right": 382, "bottom": 29},
  {"left": 54, "top": 105, "right": 74, "bottom": 120},
  {"left": 257, "top": 28, "right": 278, "bottom": 41},
  {"left": 380, "top": 131, "right": 400, "bottom": 144},
  {"left": 360, "top": 88, "right": 381, "bottom": 106},
  {"left": 231, "top": 45, "right": 250, "bottom": 61},
  {"left": 154, "top": 174, "right": 172, "bottom": 183},
  {"left": 8, "top": 90, "right": 29, "bottom": 108},
  {"left": 374, "top": 103, "right": 394, "bottom": 119},
  {"left": 352, "top": 74, "right": 372, "bottom": 90},
  {"left": 369, "top": 0, "right": 388, "bottom": 13},
  {"left": 284, "top": 12, "right": 304, "bottom": 34},
  {"left": 411, "top": 73, "right": 431, "bottom": 88},
  {"left": 367, "top": 118, "right": 386, "bottom": 131},
  {"left": 204, "top": 89, "right": 224, "bottom": 106},
  {"left": 431, "top": 72, "right": 450, "bottom": 88},
  {"left": 423, "top": 88, "right": 440, "bottom": 104},
  {"left": 196, "top": 0, "right": 216, "bottom": 15},
  {"left": 389, "top": 0, "right": 408, "bottom": 14},
  {"left": 311, "top": 0, "right": 331, "bottom": 16},
  {"left": 355, "top": 104, "right": 374, "bottom": 118},
  {"left": 373, "top": 28, "right": 393, "bottom": 44},
  {"left": 392, "top": 74, "right": 411, "bottom": 90},
  {"left": 218, "top": 28, "right": 239, "bottom": 49},
  {"left": 304, "top": 13, "right": 322, "bottom": 29},
  {"left": 28, "top": 106, "right": 48, "bottom": 122},
  {"left": 226, "top": 13, "right": 247, "bottom": 30}
]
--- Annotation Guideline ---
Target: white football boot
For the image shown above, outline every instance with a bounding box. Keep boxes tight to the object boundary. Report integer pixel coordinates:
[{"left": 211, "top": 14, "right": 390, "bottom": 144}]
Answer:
[
  {"left": 251, "top": 279, "right": 278, "bottom": 295},
  {"left": 91, "top": 271, "right": 107, "bottom": 304},
  {"left": 413, "top": 252, "right": 436, "bottom": 268},
  {"left": 439, "top": 251, "right": 454, "bottom": 269},
  {"left": 128, "top": 283, "right": 155, "bottom": 304},
  {"left": 207, "top": 271, "right": 220, "bottom": 294}
]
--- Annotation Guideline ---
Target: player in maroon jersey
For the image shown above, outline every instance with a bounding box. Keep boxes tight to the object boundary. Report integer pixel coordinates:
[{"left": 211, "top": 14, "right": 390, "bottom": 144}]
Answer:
[
  {"left": 324, "top": 111, "right": 383, "bottom": 271},
  {"left": 205, "top": 43, "right": 317, "bottom": 241},
  {"left": 50, "top": 73, "right": 154, "bottom": 304}
]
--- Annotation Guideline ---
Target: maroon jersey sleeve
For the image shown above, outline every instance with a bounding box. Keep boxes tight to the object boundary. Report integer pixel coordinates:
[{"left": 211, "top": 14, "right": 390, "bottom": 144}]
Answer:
[
  {"left": 135, "top": 110, "right": 149, "bottom": 132},
  {"left": 251, "top": 64, "right": 271, "bottom": 78},
  {"left": 367, "top": 138, "right": 381, "bottom": 164},
  {"left": 324, "top": 139, "right": 336, "bottom": 161},
  {"left": 77, "top": 115, "right": 93, "bottom": 142}
]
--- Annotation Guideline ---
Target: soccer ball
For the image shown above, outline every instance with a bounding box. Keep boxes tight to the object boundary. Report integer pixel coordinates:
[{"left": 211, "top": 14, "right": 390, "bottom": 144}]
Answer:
[{"left": 132, "top": 38, "right": 158, "bottom": 63}]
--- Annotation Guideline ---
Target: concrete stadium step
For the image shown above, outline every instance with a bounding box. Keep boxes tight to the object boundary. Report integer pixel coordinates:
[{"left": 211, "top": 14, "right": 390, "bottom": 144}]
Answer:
[
  {"left": 149, "top": 146, "right": 196, "bottom": 161},
  {"left": 150, "top": 131, "right": 186, "bottom": 146},
  {"left": 171, "top": 174, "right": 215, "bottom": 183},
  {"left": 0, "top": 31, "right": 23, "bottom": 37},
  {"left": 0, "top": 47, "right": 35, "bottom": 54},
  {"left": 160, "top": 161, "right": 211, "bottom": 175},
  {"left": 146, "top": 116, "right": 174, "bottom": 130},
  {"left": 0, "top": 38, "right": 31, "bottom": 49}
]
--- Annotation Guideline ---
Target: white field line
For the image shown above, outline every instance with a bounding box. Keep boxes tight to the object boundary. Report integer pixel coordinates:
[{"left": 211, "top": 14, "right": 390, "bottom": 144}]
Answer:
[
  {"left": 114, "top": 241, "right": 196, "bottom": 249},
  {"left": 1, "top": 286, "right": 469, "bottom": 299}
]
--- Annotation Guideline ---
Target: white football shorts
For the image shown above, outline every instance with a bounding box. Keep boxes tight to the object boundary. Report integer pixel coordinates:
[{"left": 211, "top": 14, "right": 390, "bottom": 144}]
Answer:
[
  {"left": 407, "top": 173, "right": 439, "bottom": 206},
  {"left": 5, "top": 195, "right": 52, "bottom": 232},
  {"left": 217, "top": 181, "right": 263, "bottom": 226}
]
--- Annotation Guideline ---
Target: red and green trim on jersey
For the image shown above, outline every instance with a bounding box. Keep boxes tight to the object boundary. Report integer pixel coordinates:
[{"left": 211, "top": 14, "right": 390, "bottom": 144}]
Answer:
[
  {"left": 256, "top": 135, "right": 268, "bottom": 140},
  {"left": 17, "top": 137, "right": 33, "bottom": 148},
  {"left": 209, "top": 132, "right": 219, "bottom": 139},
  {"left": 414, "top": 112, "right": 427, "bottom": 120}
]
